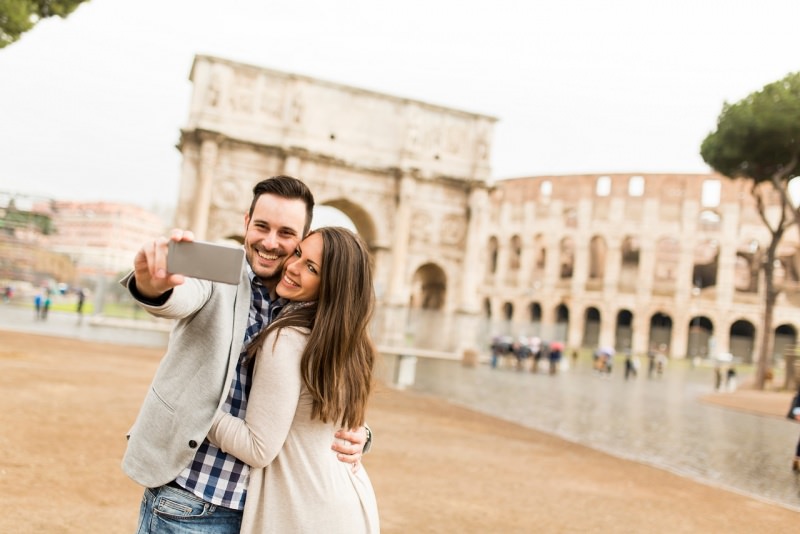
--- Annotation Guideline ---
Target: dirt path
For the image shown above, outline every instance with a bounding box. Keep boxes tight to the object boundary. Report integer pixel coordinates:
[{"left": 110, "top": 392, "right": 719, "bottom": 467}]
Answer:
[{"left": 1, "top": 330, "right": 797, "bottom": 533}]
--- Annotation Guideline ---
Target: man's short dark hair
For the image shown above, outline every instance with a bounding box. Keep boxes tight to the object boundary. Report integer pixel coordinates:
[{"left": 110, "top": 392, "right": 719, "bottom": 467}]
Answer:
[{"left": 250, "top": 175, "right": 315, "bottom": 236}]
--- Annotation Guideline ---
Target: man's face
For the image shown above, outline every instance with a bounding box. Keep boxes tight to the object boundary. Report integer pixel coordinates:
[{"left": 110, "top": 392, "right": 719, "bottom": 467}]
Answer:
[{"left": 243, "top": 193, "right": 308, "bottom": 286}]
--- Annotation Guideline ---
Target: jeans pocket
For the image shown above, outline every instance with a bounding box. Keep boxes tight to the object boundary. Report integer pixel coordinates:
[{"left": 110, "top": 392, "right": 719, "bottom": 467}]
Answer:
[{"left": 153, "top": 487, "right": 209, "bottom": 519}]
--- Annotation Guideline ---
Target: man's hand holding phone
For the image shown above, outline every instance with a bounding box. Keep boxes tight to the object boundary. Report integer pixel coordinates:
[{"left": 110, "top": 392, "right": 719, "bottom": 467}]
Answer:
[{"left": 133, "top": 229, "right": 196, "bottom": 299}]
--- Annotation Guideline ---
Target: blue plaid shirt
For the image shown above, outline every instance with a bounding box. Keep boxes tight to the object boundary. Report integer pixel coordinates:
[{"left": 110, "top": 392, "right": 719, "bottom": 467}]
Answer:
[{"left": 173, "top": 264, "right": 285, "bottom": 509}]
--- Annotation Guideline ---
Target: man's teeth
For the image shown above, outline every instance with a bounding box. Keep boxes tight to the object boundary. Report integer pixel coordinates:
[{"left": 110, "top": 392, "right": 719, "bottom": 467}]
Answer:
[{"left": 258, "top": 251, "right": 278, "bottom": 260}]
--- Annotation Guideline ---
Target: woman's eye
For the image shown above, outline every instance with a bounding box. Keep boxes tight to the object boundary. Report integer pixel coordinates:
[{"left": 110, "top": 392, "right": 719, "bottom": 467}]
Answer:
[
  {"left": 308, "top": 265, "right": 317, "bottom": 274},
  {"left": 294, "top": 249, "right": 301, "bottom": 257}
]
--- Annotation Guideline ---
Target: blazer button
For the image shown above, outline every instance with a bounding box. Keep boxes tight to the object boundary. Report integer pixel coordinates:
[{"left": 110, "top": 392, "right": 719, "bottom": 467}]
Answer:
[{"left": 188, "top": 440, "right": 198, "bottom": 448}]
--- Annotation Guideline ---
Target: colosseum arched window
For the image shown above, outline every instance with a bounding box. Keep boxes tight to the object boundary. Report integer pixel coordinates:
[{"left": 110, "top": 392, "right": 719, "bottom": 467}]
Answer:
[
  {"left": 559, "top": 237, "right": 574, "bottom": 279},
  {"left": 619, "top": 235, "right": 640, "bottom": 292},
  {"left": 509, "top": 234, "right": 521, "bottom": 271},
  {"left": 589, "top": 235, "right": 607, "bottom": 280},
  {"left": 487, "top": 236, "right": 499, "bottom": 275},
  {"left": 692, "top": 239, "right": 719, "bottom": 290}
]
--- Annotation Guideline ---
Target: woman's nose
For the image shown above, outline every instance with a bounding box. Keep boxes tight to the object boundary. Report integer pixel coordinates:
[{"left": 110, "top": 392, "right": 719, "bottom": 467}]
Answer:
[{"left": 285, "top": 257, "right": 299, "bottom": 274}]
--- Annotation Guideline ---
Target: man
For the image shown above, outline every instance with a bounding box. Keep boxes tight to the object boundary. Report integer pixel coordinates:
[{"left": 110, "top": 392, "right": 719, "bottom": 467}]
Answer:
[{"left": 122, "top": 176, "right": 370, "bottom": 533}]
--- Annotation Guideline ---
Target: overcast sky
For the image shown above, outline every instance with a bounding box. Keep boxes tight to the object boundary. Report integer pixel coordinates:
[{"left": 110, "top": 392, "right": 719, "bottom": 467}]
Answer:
[{"left": 1, "top": 0, "right": 798, "bottom": 212}]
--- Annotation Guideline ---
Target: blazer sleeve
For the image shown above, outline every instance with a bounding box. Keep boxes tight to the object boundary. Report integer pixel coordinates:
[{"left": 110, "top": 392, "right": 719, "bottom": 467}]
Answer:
[{"left": 207, "top": 327, "right": 307, "bottom": 468}]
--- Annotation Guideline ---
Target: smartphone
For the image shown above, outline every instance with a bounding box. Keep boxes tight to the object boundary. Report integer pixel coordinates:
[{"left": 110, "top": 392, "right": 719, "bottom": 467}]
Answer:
[{"left": 167, "top": 240, "right": 244, "bottom": 285}]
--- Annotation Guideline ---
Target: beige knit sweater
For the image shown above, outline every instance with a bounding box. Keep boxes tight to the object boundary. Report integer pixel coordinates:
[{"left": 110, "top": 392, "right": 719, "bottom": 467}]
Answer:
[{"left": 208, "top": 327, "right": 379, "bottom": 533}]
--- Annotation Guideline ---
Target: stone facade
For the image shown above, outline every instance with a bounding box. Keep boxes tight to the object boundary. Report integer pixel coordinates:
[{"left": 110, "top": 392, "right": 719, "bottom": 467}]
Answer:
[
  {"left": 485, "top": 174, "right": 800, "bottom": 362},
  {"left": 174, "top": 55, "right": 800, "bottom": 362},
  {"left": 175, "top": 55, "right": 496, "bottom": 352}
]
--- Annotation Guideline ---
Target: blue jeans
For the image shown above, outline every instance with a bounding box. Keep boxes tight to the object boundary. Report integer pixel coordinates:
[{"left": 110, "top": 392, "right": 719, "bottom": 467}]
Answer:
[{"left": 136, "top": 484, "right": 242, "bottom": 534}]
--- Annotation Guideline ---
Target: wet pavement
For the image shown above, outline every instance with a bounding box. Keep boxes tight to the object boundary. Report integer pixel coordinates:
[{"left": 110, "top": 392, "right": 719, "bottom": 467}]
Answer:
[
  {"left": 409, "top": 357, "right": 800, "bottom": 512},
  {"left": 0, "top": 303, "right": 170, "bottom": 348},
  {"left": 3, "top": 302, "right": 800, "bottom": 512}
]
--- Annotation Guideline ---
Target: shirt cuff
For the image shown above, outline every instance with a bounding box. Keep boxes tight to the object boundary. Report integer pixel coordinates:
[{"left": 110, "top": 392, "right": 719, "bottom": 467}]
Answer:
[{"left": 129, "top": 277, "right": 173, "bottom": 306}]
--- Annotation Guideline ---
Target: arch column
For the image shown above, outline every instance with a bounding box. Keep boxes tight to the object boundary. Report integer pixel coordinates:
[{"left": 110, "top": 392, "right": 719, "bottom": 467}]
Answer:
[
  {"left": 191, "top": 135, "right": 221, "bottom": 240},
  {"left": 632, "top": 312, "right": 650, "bottom": 354},
  {"left": 671, "top": 314, "right": 690, "bottom": 358},
  {"left": 459, "top": 186, "right": 489, "bottom": 313},
  {"left": 387, "top": 173, "right": 415, "bottom": 306},
  {"left": 603, "top": 237, "right": 622, "bottom": 296},
  {"left": 599, "top": 309, "right": 616, "bottom": 349}
]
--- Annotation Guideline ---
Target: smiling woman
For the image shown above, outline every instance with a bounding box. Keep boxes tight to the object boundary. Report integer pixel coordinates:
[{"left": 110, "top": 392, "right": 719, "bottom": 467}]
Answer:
[{"left": 276, "top": 233, "right": 323, "bottom": 302}]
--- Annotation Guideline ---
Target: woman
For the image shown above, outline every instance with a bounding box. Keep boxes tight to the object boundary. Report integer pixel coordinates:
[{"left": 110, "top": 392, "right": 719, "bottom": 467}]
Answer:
[{"left": 207, "top": 226, "right": 379, "bottom": 533}]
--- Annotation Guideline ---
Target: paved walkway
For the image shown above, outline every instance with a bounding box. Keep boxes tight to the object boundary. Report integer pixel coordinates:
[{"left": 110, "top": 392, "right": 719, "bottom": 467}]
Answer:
[
  {"left": 406, "top": 356, "right": 800, "bottom": 512},
  {"left": 0, "top": 302, "right": 169, "bottom": 348},
  {"left": 3, "top": 301, "right": 800, "bottom": 513}
]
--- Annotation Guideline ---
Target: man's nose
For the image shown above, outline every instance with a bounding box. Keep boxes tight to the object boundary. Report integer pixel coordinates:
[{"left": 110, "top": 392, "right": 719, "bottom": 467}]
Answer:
[{"left": 261, "top": 231, "right": 279, "bottom": 249}]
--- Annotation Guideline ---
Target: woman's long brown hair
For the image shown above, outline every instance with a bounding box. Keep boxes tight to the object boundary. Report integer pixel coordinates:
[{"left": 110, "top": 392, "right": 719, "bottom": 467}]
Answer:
[{"left": 247, "top": 226, "right": 376, "bottom": 429}]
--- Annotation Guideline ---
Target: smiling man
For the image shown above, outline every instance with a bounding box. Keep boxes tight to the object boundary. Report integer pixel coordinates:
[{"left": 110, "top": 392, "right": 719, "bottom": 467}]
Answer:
[{"left": 120, "top": 175, "right": 371, "bottom": 534}]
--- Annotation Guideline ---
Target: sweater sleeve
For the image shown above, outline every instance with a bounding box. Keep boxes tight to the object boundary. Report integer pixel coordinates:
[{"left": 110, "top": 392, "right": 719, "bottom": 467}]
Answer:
[{"left": 207, "top": 327, "right": 307, "bottom": 468}]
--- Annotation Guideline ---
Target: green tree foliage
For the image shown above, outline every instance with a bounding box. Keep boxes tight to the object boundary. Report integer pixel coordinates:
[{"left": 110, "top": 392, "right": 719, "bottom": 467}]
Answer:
[
  {"left": 701, "top": 72, "right": 800, "bottom": 389},
  {"left": 701, "top": 72, "right": 800, "bottom": 184},
  {"left": 0, "top": 0, "right": 90, "bottom": 48}
]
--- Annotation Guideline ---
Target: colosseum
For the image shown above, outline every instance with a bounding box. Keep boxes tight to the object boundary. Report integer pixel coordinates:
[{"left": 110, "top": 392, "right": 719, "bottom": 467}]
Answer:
[{"left": 484, "top": 173, "right": 800, "bottom": 363}]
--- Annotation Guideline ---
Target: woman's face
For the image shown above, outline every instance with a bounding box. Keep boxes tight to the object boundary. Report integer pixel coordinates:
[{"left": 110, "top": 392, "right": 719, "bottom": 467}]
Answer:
[{"left": 276, "top": 232, "right": 323, "bottom": 302}]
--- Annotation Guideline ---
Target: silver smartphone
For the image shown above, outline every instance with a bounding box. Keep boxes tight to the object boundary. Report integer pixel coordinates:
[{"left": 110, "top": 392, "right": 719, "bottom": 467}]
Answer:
[{"left": 167, "top": 240, "right": 244, "bottom": 285}]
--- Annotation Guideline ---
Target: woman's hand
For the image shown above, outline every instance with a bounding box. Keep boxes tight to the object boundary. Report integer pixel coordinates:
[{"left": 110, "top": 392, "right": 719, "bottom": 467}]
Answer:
[{"left": 332, "top": 427, "right": 368, "bottom": 473}]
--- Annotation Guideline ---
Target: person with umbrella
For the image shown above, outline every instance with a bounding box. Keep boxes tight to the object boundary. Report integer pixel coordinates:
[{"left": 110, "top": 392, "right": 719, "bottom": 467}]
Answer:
[{"left": 548, "top": 341, "right": 564, "bottom": 375}]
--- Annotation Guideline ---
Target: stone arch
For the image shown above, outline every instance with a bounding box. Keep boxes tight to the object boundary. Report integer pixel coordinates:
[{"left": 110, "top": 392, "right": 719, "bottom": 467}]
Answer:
[
  {"left": 649, "top": 312, "right": 673, "bottom": 354},
  {"left": 692, "top": 239, "right": 719, "bottom": 290},
  {"left": 559, "top": 237, "right": 574, "bottom": 279},
  {"left": 503, "top": 302, "right": 514, "bottom": 321},
  {"left": 509, "top": 235, "right": 522, "bottom": 271},
  {"left": 582, "top": 306, "right": 601, "bottom": 348},
  {"left": 729, "top": 319, "right": 756, "bottom": 363},
  {"left": 615, "top": 309, "right": 633, "bottom": 351},
  {"left": 409, "top": 263, "right": 446, "bottom": 310},
  {"left": 774, "top": 324, "right": 798, "bottom": 362},
  {"left": 588, "top": 235, "right": 607, "bottom": 281},
  {"left": 619, "top": 235, "right": 639, "bottom": 293},
  {"left": 406, "top": 262, "right": 448, "bottom": 350},
  {"left": 554, "top": 303, "right": 569, "bottom": 343},
  {"left": 687, "top": 316, "right": 713, "bottom": 359},
  {"left": 529, "top": 302, "right": 542, "bottom": 322},
  {"left": 316, "top": 198, "right": 376, "bottom": 246},
  {"left": 529, "top": 302, "right": 542, "bottom": 336},
  {"left": 483, "top": 297, "right": 491, "bottom": 319},
  {"left": 532, "top": 233, "right": 546, "bottom": 284}
]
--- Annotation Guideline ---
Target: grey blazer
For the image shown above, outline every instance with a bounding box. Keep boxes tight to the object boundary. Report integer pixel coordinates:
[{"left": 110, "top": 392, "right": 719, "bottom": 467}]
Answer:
[{"left": 119, "top": 267, "right": 252, "bottom": 488}]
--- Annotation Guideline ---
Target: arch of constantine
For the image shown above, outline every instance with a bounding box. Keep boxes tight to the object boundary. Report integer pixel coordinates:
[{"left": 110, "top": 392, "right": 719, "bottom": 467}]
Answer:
[
  {"left": 174, "top": 55, "right": 496, "bottom": 354},
  {"left": 173, "top": 55, "right": 800, "bottom": 363}
]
